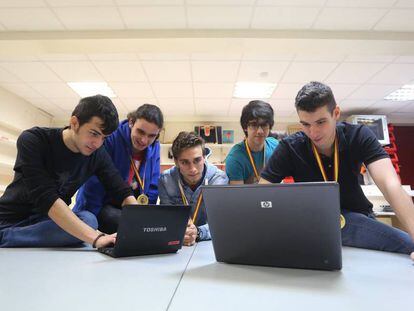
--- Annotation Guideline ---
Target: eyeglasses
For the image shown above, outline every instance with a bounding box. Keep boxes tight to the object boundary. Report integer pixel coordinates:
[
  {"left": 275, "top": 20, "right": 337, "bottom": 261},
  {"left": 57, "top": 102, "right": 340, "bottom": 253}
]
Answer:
[{"left": 247, "top": 122, "right": 270, "bottom": 131}]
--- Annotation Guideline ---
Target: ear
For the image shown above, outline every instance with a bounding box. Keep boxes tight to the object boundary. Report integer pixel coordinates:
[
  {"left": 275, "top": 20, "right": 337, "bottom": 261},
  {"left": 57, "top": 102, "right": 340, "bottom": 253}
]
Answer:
[
  {"left": 70, "top": 116, "right": 79, "bottom": 131},
  {"left": 174, "top": 158, "right": 179, "bottom": 168},
  {"left": 333, "top": 106, "right": 341, "bottom": 121}
]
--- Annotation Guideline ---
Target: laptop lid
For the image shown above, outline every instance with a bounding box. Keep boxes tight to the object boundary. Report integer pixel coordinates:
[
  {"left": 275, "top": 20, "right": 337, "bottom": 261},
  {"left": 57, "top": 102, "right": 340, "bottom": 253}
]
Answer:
[
  {"left": 202, "top": 182, "right": 342, "bottom": 270},
  {"left": 111, "top": 204, "right": 190, "bottom": 257}
]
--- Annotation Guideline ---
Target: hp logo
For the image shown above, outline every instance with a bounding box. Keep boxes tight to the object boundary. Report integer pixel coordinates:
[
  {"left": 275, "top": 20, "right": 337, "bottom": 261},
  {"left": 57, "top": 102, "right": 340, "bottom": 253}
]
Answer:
[{"left": 260, "top": 201, "right": 272, "bottom": 208}]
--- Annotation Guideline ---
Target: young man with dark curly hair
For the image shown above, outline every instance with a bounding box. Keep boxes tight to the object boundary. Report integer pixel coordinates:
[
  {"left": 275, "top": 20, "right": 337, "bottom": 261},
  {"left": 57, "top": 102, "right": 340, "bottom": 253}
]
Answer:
[
  {"left": 158, "top": 131, "right": 228, "bottom": 245},
  {"left": 226, "top": 100, "right": 279, "bottom": 184}
]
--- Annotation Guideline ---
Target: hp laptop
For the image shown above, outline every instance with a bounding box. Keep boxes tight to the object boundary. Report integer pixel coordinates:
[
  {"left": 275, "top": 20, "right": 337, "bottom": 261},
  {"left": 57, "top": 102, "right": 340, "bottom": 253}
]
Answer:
[
  {"left": 202, "top": 182, "right": 342, "bottom": 270},
  {"left": 98, "top": 204, "right": 190, "bottom": 258}
]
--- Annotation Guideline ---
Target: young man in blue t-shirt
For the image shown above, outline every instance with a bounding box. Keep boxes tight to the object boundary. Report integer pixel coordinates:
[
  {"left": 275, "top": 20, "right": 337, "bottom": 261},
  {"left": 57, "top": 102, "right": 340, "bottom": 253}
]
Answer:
[{"left": 226, "top": 100, "right": 278, "bottom": 184}]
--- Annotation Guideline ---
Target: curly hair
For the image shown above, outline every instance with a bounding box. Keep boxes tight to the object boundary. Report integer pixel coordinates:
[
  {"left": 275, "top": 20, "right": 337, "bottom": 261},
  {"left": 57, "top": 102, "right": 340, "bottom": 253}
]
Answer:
[{"left": 171, "top": 131, "right": 205, "bottom": 159}]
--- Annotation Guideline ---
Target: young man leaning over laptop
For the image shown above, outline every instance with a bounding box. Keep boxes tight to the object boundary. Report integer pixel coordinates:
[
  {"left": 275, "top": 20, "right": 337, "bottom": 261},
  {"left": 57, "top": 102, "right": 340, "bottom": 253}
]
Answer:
[
  {"left": 0, "top": 95, "right": 138, "bottom": 249},
  {"left": 260, "top": 81, "right": 414, "bottom": 262},
  {"left": 74, "top": 104, "right": 163, "bottom": 234},
  {"left": 158, "top": 131, "right": 228, "bottom": 246}
]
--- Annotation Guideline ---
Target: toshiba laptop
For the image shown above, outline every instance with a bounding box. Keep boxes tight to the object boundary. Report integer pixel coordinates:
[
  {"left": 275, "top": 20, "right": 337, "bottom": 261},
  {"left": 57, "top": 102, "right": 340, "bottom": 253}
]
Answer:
[
  {"left": 202, "top": 182, "right": 342, "bottom": 270},
  {"left": 98, "top": 204, "right": 190, "bottom": 258}
]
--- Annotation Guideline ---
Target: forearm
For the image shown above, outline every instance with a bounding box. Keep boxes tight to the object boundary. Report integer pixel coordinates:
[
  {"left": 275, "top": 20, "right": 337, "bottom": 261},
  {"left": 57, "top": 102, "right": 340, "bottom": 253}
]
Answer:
[
  {"left": 368, "top": 158, "right": 414, "bottom": 239},
  {"left": 48, "top": 198, "right": 99, "bottom": 245},
  {"left": 382, "top": 182, "right": 414, "bottom": 238}
]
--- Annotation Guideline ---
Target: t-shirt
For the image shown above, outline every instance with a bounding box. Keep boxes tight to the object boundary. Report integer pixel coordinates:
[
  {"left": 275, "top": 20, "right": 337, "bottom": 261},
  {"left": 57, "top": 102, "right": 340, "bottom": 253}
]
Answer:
[
  {"left": 226, "top": 137, "right": 279, "bottom": 184},
  {"left": 261, "top": 122, "right": 389, "bottom": 214},
  {"left": 0, "top": 127, "right": 132, "bottom": 222},
  {"left": 128, "top": 151, "right": 145, "bottom": 198}
]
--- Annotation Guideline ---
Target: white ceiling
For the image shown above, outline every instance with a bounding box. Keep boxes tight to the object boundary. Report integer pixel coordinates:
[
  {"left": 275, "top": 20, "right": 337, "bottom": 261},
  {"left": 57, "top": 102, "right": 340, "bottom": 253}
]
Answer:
[{"left": 0, "top": 0, "right": 414, "bottom": 123}]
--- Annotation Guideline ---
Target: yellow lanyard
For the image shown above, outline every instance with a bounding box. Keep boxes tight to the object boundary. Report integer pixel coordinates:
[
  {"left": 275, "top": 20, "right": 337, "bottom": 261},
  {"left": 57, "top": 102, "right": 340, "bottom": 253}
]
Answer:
[
  {"left": 129, "top": 156, "right": 146, "bottom": 195},
  {"left": 244, "top": 139, "right": 266, "bottom": 182},
  {"left": 311, "top": 136, "right": 345, "bottom": 229},
  {"left": 311, "top": 137, "right": 339, "bottom": 182},
  {"left": 178, "top": 179, "right": 207, "bottom": 224}
]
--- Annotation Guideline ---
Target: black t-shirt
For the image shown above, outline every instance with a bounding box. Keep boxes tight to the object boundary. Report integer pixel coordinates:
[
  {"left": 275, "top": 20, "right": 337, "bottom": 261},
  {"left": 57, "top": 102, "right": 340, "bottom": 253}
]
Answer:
[
  {"left": 0, "top": 127, "right": 132, "bottom": 222},
  {"left": 261, "top": 122, "right": 389, "bottom": 215}
]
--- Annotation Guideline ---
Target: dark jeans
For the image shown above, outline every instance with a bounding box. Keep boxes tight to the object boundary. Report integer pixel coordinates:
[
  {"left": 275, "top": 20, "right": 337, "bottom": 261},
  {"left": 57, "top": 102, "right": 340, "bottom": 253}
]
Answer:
[
  {"left": 341, "top": 209, "right": 414, "bottom": 255},
  {"left": 97, "top": 204, "right": 122, "bottom": 234},
  {"left": 0, "top": 211, "right": 98, "bottom": 248}
]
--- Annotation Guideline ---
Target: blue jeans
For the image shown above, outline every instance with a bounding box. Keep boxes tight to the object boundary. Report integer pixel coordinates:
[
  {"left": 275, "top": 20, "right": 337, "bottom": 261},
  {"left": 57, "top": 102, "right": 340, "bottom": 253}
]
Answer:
[
  {"left": 341, "top": 209, "right": 414, "bottom": 254},
  {"left": 0, "top": 211, "right": 98, "bottom": 248}
]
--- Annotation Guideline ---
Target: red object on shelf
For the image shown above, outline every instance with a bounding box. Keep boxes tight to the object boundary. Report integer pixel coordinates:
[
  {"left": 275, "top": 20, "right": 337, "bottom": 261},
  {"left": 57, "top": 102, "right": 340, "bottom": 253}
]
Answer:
[
  {"left": 389, "top": 153, "right": 399, "bottom": 164},
  {"left": 385, "top": 124, "right": 401, "bottom": 179}
]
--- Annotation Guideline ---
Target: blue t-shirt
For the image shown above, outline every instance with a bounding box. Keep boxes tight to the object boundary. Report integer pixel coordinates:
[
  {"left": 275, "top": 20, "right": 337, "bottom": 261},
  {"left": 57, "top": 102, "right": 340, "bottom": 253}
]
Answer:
[{"left": 225, "top": 137, "right": 279, "bottom": 184}]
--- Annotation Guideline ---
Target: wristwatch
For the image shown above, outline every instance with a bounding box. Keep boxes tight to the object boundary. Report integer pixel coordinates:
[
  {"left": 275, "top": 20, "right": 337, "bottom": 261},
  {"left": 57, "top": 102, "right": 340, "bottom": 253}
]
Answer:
[{"left": 196, "top": 226, "right": 201, "bottom": 242}]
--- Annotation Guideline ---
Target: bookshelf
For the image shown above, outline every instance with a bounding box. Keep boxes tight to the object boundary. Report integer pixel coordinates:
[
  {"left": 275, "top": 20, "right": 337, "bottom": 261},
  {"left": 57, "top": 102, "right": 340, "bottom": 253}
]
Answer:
[{"left": 160, "top": 143, "right": 233, "bottom": 172}]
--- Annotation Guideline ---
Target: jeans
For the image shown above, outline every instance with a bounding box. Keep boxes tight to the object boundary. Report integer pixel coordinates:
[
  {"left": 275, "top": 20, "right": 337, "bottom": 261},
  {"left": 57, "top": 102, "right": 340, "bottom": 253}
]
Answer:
[
  {"left": 0, "top": 211, "right": 98, "bottom": 248},
  {"left": 341, "top": 209, "right": 414, "bottom": 254},
  {"left": 97, "top": 204, "right": 121, "bottom": 234}
]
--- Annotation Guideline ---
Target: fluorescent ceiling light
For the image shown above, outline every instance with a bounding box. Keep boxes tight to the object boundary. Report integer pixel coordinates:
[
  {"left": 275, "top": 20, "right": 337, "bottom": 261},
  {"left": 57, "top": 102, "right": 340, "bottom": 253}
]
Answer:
[
  {"left": 233, "top": 82, "right": 277, "bottom": 99},
  {"left": 68, "top": 82, "right": 116, "bottom": 98},
  {"left": 384, "top": 84, "right": 414, "bottom": 101}
]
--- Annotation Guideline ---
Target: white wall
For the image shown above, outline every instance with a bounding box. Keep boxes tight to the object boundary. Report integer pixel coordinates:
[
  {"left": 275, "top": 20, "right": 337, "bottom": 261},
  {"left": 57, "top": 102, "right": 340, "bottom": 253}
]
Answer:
[
  {"left": 0, "top": 87, "right": 52, "bottom": 134},
  {"left": 52, "top": 110, "right": 298, "bottom": 165},
  {"left": 0, "top": 87, "right": 53, "bottom": 195}
]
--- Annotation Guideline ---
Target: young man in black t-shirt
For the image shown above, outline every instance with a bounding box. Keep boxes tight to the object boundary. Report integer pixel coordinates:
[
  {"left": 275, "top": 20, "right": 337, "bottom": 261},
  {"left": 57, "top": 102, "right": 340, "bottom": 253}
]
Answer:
[
  {"left": 0, "top": 95, "right": 137, "bottom": 249},
  {"left": 260, "top": 81, "right": 414, "bottom": 261}
]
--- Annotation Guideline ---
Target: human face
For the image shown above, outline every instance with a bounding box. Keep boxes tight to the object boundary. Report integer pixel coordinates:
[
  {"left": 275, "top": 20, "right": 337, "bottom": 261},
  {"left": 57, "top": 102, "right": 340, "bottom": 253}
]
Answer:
[
  {"left": 174, "top": 146, "right": 205, "bottom": 187},
  {"left": 129, "top": 118, "right": 161, "bottom": 153},
  {"left": 71, "top": 116, "right": 107, "bottom": 156},
  {"left": 246, "top": 119, "right": 270, "bottom": 150},
  {"left": 298, "top": 105, "right": 340, "bottom": 153}
]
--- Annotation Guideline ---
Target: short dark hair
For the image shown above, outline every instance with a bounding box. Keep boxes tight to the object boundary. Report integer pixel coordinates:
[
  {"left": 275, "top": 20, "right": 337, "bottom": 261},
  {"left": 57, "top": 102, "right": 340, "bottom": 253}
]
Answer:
[
  {"left": 71, "top": 95, "right": 119, "bottom": 135},
  {"left": 172, "top": 131, "right": 205, "bottom": 159},
  {"left": 295, "top": 81, "right": 337, "bottom": 113},
  {"left": 240, "top": 100, "right": 274, "bottom": 136},
  {"left": 127, "top": 104, "right": 164, "bottom": 129}
]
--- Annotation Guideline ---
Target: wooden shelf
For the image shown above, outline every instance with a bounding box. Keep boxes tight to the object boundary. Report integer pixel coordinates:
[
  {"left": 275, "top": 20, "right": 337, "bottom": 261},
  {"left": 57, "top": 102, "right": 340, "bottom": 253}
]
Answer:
[{"left": 160, "top": 143, "right": 233, "bottom": 166}]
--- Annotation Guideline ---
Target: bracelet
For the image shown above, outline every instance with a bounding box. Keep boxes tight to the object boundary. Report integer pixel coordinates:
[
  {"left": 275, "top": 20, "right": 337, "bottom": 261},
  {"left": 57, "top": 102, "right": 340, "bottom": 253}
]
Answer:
[{"left": 92, "top": 233, "right": 105, "bottom": 248}]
